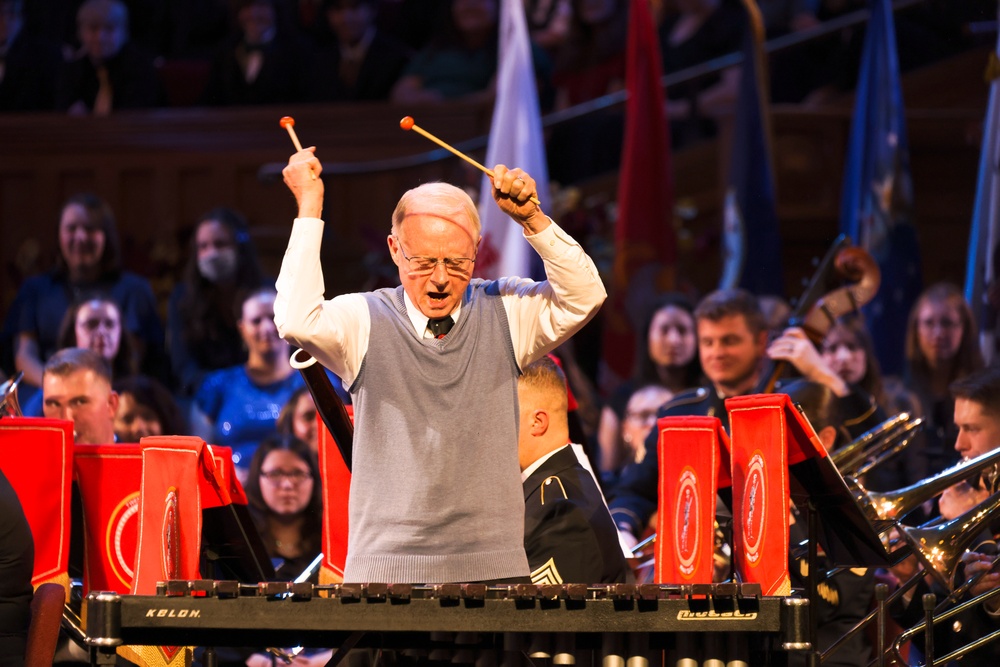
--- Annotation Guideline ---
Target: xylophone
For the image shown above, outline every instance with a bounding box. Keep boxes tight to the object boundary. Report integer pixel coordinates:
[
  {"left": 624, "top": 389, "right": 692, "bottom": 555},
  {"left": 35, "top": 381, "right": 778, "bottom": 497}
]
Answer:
[{"left": 85, "top": 581, "right": 810, "bottom": 666}]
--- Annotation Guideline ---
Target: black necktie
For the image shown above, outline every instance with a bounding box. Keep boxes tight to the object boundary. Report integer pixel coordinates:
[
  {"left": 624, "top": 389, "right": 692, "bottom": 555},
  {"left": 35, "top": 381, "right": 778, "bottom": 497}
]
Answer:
[{"left": 428, "top": 317, "right": 454, "bottom": 339}]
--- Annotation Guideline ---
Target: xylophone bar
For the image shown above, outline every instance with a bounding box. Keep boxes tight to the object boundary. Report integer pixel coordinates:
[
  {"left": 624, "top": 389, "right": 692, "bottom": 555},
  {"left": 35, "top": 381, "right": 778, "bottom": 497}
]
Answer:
[{"left": 85, "top": 581, "right": 810, "bottom": 665}]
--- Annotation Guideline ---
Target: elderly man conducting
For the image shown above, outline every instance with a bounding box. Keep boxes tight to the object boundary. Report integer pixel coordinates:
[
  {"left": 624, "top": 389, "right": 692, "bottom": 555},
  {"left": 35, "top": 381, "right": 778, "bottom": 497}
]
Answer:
[{"left": 274, "top": 147, "right": 606, "bottom": 584}]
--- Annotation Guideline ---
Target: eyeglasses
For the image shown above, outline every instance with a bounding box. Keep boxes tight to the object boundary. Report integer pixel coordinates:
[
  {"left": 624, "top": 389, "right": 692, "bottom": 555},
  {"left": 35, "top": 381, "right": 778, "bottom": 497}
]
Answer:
[
  {"left": 625, "top": 409, "right": 660, "bottom": 424},
  {"left": 393, "top": 237, "right": 475, "bottom": 278},
  {"left": 260, "top": 469, "right": 312, "bottom": 485}
]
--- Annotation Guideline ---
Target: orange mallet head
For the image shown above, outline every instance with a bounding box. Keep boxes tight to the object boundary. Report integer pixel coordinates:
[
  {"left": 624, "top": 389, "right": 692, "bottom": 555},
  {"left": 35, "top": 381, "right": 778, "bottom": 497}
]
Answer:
[
  {"left": 399, "top": 116, "right": 415, "bottom": 131},
  {"left": 279, "top": 116, "right": 304, "bottom": 152}
]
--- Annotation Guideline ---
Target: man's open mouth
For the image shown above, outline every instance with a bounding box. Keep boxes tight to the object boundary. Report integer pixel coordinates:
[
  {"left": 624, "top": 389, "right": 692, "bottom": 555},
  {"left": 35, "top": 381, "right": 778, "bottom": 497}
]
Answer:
[{"left": 429, "top": 292, "right": 448, "bottom": 301}]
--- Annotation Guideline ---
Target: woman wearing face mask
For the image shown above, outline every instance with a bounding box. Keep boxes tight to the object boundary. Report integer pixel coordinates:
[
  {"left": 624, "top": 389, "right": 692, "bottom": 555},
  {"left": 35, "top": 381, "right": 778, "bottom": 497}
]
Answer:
[
  {"left": 3, "top": 193, "right": 163, "bottom": 399},
  {"left": 168, "top": 207, "right": 265, "bottom": 396},
  {"left": 193, "top": 288, "right": 304, "bottom": 471}
]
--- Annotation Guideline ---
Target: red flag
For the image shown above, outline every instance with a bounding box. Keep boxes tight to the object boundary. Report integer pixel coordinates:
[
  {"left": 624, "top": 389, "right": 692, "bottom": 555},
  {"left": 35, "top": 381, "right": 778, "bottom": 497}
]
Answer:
[
  {"left": 655, "top": 416, "right": 730, "bottom": 584},
  {"left": 600, "top": 0, "right": 676, "bottom": 390},
  {"left": 318, "top": 411, "right": 352, "bottom": 583},
  {"left": 0, "top": 418, "right": 73, "bottom": 590}
]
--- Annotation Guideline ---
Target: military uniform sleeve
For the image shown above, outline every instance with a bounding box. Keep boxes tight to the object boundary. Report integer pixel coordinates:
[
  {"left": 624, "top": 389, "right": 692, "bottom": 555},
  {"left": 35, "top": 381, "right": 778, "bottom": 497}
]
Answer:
[{"left": 526, "top": 494, "right": 609, "bottom": 585}]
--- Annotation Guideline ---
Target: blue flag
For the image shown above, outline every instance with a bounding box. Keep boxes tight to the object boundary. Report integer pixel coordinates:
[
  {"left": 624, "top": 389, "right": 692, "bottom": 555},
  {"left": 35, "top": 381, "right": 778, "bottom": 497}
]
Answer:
[
  {"left": 725, "top": 25, "right": 784, "bottom": 297},
  {"left": 839, "top": 0, "right": 922, "bottom": 377},
  {"left": 964, "top": 22, "right": 1000, "bottom": 365}
]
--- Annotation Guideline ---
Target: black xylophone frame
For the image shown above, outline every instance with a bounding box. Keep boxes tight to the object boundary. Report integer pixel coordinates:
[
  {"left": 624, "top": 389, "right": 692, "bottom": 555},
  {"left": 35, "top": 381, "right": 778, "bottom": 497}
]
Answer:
[{"left": 85, "top": 580, "right": 810, "bottom": 666}]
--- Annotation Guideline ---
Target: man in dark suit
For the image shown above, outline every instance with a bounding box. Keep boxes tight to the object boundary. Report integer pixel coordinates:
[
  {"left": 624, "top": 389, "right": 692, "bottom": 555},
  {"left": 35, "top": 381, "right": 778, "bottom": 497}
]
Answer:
[
  {"left": 518, "top": 357, "right": 629, "bottom": 585},
  {"left": 308, "top": 0, "right": 410, "bottom": 102}
]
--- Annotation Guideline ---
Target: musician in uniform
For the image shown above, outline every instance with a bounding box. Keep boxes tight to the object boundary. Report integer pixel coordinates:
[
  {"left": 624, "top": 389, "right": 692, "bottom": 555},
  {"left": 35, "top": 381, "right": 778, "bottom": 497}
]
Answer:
[
  {"left": 274, "top": 148, "right": 605, "bottom": 584},
  {"left": 781, "top": 379, "right": 875, "bottom": 667},
  {"left": 891, "top": 365, "right": 1000, "bottom": 665},
  {"left": 41, "top": 347, "right": 118, "bottom": 445},
  {"left": 609, "top": 288, "right": 882, "bottom": 546},
  {"left": 518, "top": 357, "right": 629, "bottom": 585}
]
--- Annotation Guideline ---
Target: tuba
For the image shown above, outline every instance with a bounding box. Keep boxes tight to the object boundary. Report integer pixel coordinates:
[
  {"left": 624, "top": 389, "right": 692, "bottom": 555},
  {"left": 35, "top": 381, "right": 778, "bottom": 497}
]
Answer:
[{"left": 0, "top": 371, "right": 23, "bottom": 419}]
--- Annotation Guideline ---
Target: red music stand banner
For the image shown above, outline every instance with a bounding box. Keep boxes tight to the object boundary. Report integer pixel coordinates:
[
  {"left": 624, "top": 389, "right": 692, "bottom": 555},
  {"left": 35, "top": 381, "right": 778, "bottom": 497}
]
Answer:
[
  {"left": 318, "top": 416, "right": 351, "bottom": 584},
  {"left": 132, "top": 437, "right": 206, "bottom": 594},
  {"left": 0, "top": 417, "right": 73, "bottom": 590},
  {"left": 74, "top": 444, "right": 142, "bottom": 595},
  {"left": 655, "top": 416, "right": 730, "bottom": 584},
  {"left": 726, "top": 394, "right": 793, "bottom": 596}
]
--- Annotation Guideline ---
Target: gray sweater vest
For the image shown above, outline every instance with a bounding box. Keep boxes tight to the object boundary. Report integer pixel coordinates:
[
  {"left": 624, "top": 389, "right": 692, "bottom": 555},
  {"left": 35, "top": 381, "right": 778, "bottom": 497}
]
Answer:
[{"left": 346, "top": 282, "right": 529, "bottom": 582}]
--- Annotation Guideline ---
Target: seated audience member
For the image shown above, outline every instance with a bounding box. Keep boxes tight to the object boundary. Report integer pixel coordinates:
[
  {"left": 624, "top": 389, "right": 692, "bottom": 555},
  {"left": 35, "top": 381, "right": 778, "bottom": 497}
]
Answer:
[
  {"left": 194, "top": 288, "right": 304, "bottom": 470},
  {"left": 659, "top": 0, "right": 745, "bottom": 148},
  {"left": 113, "top": 375, "right": 187, "bottom": 442},
  {"left": 0, "top": 468, "right": 33, "bottom": 667},
  {"left": 55, "top": 0, "right": 161, "bottom": 115},
  {"left": 873, "top": 283, "right": 983, "bottom": 493},
  {"left": 613, "top": 384, "right": 674, "bottom": 476},
  {"left": 42, "top": 348, "right": 118, "bottom": 445},
  {"left": 391, "top": 0, "right": 550, "bottom": 106},
  {"left": 6, "top": 193, "right": 163, "bottom": 396},
  {"left": 168, "top": 207, "right": 265, "bottom": 397},
  {"left": 277, "top": 386, "right": 319, "bottom": 453},
  {"left": 0, "top": 0, "right": 61, "bottom": 112},
  {"left": 525, "top": 0, "right": 573, "bottom": 56},
  {"left": 519, "top": 357, "right": 629, "bottom": 584},
  {"left": 551, "top": 0, "right": 627, "bottom": 108},
  {"left": 308, "top": 0, "right": 411, "bottom": 102},
  {"left": 202, "top": 0, "right": 309, "bottom": 106},
  {"left": 57, "top": 296, "right": 137, "bottom": 381},
  {"left": 245, "top": 434, "right": 323, "bottom": 579},
  {"left": 598, "top": 294, "right": 700, "bottom": 476}
]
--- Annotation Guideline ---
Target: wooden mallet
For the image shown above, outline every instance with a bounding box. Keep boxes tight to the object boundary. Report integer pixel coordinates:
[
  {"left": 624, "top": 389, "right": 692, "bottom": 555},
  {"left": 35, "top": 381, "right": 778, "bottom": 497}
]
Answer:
[
  {"left": 399, "top": 116, "right": 540, "bottom": 206},
  {"left": 280, "top": 116, "right": 316, "bottom": 179}
]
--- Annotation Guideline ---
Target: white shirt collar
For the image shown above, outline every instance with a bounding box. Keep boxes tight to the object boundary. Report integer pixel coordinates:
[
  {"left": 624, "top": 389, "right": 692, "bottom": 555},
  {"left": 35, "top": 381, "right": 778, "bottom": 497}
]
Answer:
[
  {"left": 401, "top": 290, "right": 462, "bottom": 339},
  {"left": 521, "top": 444, "right": 570, "bottom": 482}
]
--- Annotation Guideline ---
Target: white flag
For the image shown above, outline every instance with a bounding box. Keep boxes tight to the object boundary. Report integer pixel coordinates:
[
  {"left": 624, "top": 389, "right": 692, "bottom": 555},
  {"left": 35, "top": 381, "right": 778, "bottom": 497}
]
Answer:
[{"left": 475, "top": 0, "right": 549, "bottom": 280}]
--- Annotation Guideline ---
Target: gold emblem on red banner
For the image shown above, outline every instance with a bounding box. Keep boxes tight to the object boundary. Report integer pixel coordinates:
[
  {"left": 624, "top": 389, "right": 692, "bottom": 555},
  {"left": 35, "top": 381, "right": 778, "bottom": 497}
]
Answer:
[
  {"left": 106, "top": 492, "right": 140, "bottom": 588},
  {"left": 161, "top": 487, "right": 180, "bottom": 580},
  {"left": 674, "top": 467, "right": 701, "bottom": 578},
  {"left": 743, "top": 453, "right": 767, "bottom": 565}
]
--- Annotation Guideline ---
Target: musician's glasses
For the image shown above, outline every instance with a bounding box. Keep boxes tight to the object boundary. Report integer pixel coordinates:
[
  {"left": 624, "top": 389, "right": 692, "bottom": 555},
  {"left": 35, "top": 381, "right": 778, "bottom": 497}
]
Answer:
[
  {"left": 260, "top": 469, "right": 312, "bottom": 485},
  {"left": 393, "top": 237, "right": 475, "bottom": 278}
]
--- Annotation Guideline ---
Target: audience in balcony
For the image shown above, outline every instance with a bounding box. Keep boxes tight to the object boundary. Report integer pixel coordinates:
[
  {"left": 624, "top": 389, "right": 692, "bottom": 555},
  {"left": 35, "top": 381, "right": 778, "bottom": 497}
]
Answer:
[
  {"left": 308, "top": 0, "right": 411, "bottom": 102},
  {"left": 0, "top": 0, "right": 61, "bottom": 112},
  {"left": 55, "top": 0, "right": 161, "bottom": 115},
  {"left": 659, "top": 0, "right": 745, "bottom": 148},
  {"left": 202, "top": 0, "right": 311, "bottom": 106}
]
